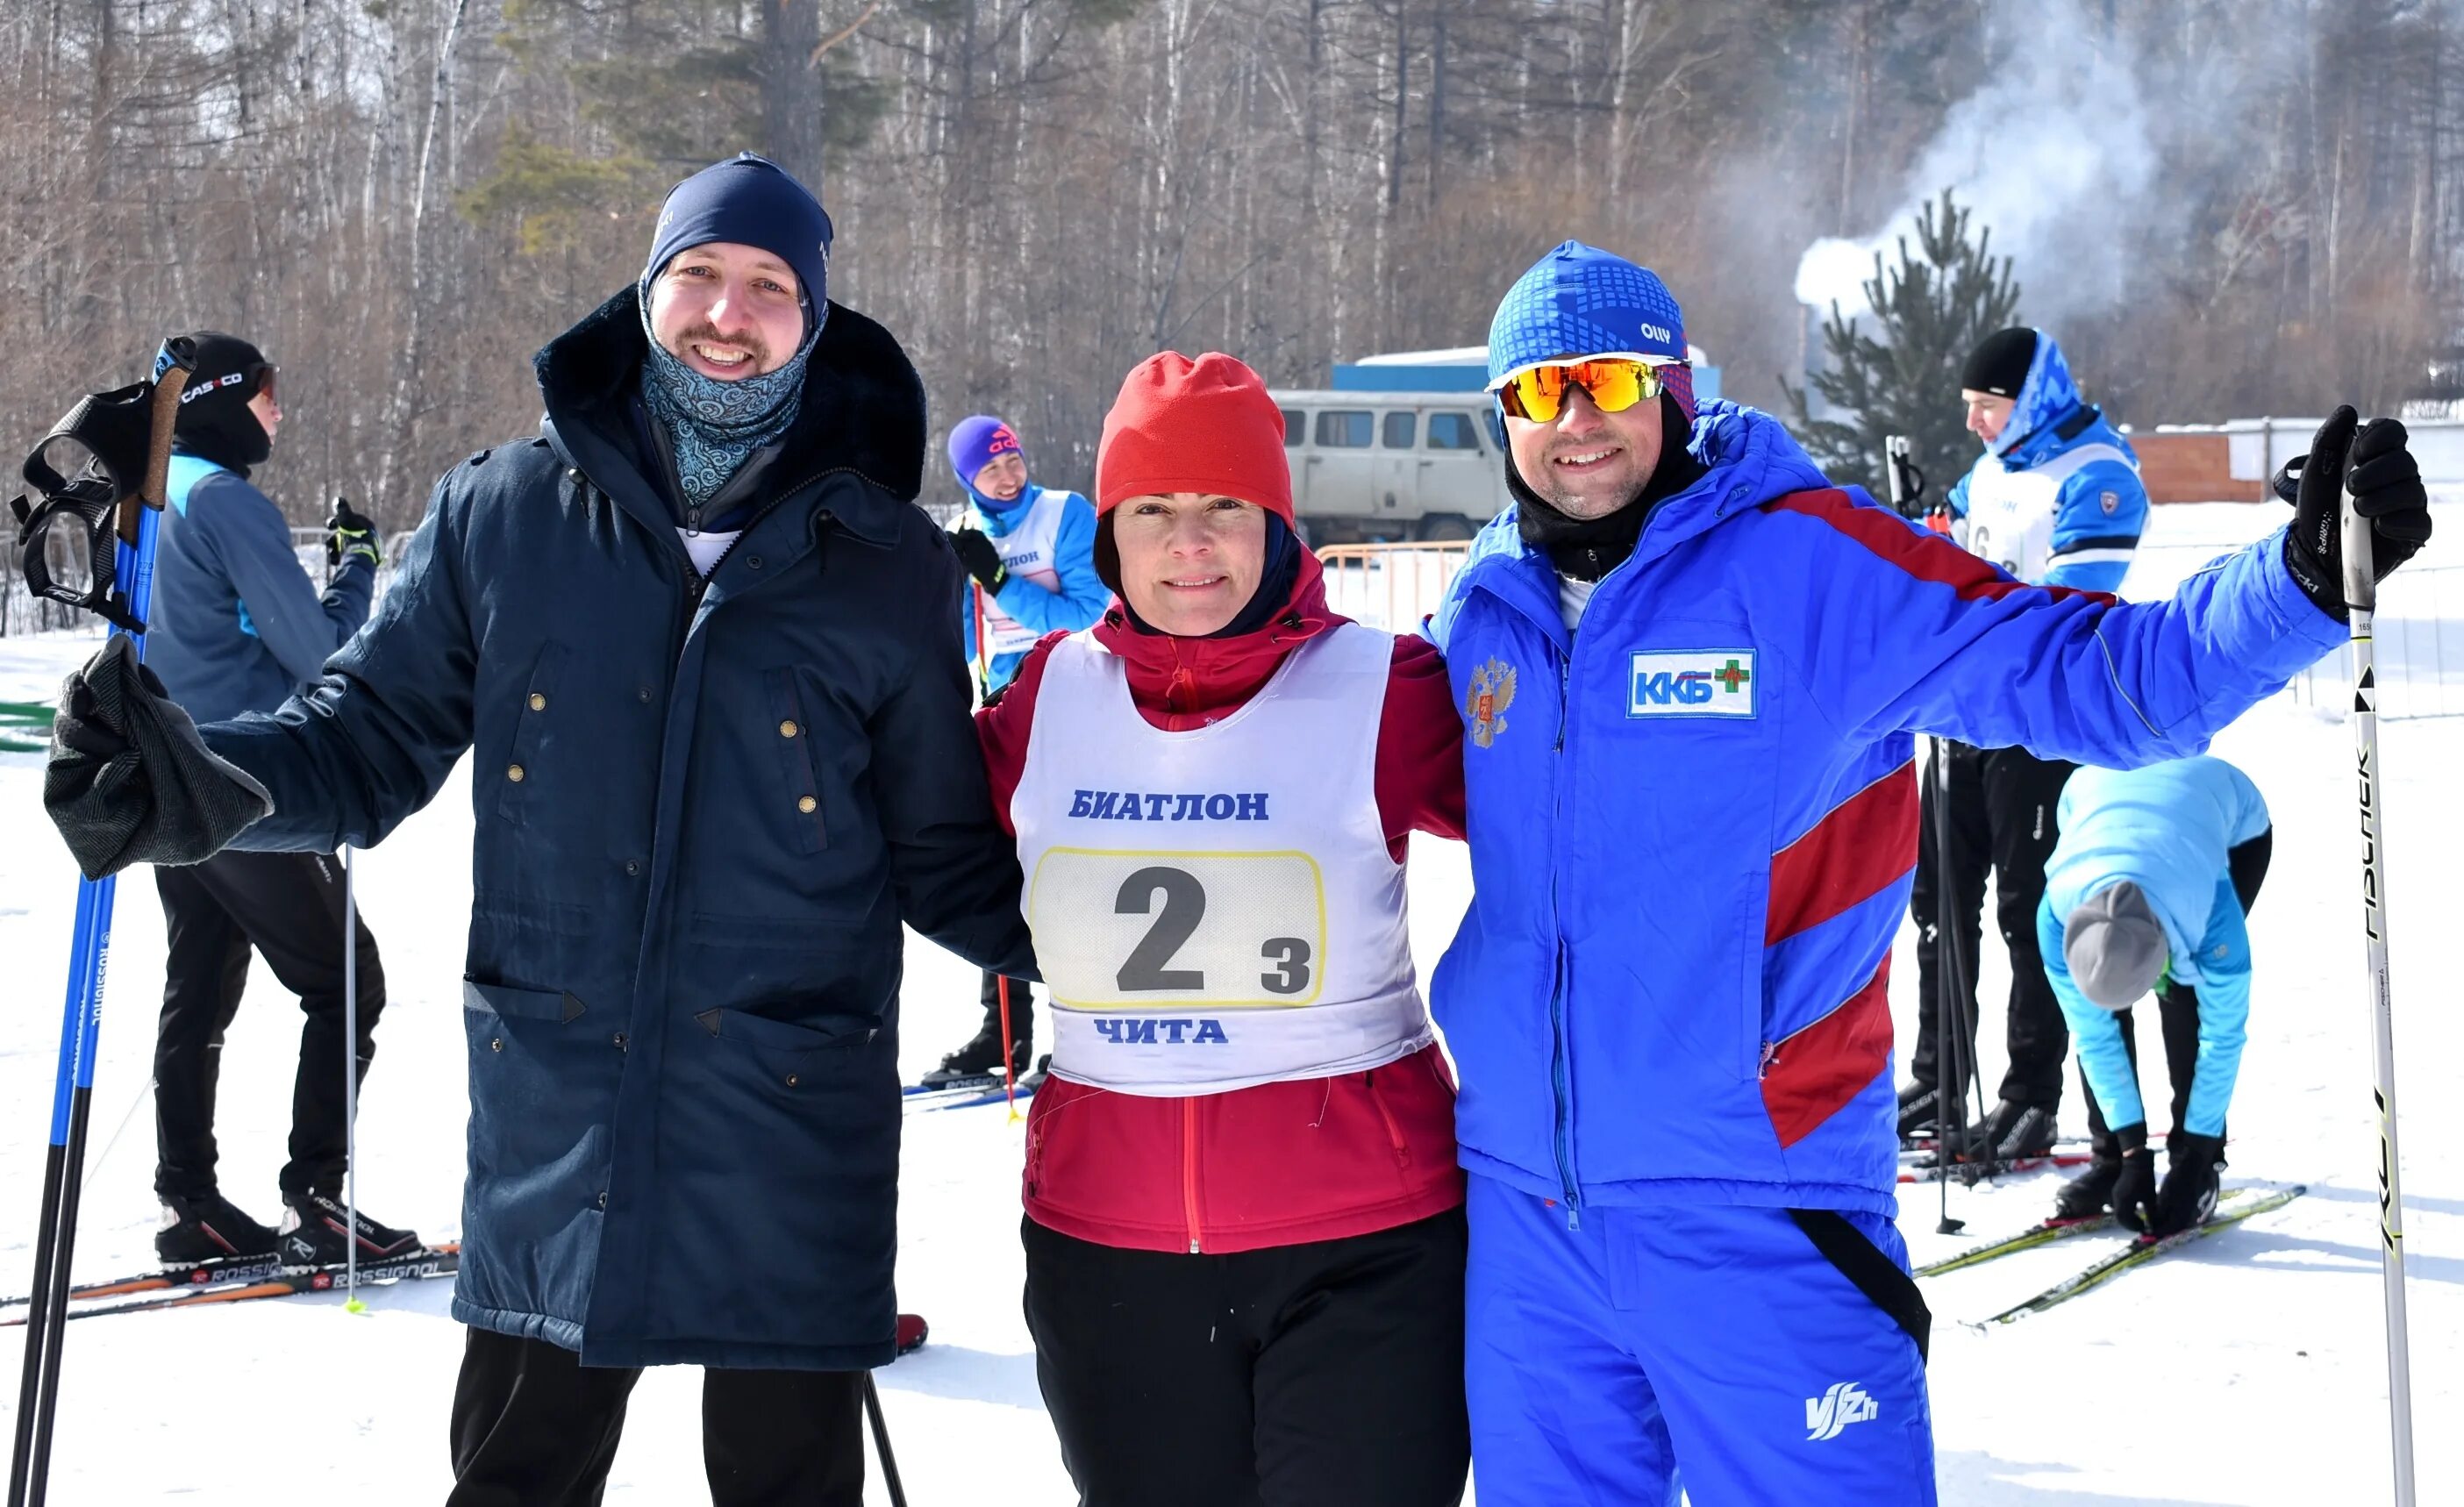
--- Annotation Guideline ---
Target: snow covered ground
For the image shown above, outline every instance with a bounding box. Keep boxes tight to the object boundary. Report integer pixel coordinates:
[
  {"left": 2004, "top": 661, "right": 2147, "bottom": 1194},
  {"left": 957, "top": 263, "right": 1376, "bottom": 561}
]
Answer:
[{"left": 3, "top": 501, "right": 2460, "bottom": 1503}]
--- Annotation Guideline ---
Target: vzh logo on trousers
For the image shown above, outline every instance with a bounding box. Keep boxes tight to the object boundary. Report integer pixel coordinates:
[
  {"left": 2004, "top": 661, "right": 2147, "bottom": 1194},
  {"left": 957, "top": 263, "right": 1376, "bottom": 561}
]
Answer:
[
  {"left": 1628, "top": 649, "right": 1756, "bottom": 718},
  {"left": 1092, "top": 1018, "right": 1229, "bottom": 1045},
  {"left": 1803, "top": 1381, "right": 1878, "bottom": 1441}
]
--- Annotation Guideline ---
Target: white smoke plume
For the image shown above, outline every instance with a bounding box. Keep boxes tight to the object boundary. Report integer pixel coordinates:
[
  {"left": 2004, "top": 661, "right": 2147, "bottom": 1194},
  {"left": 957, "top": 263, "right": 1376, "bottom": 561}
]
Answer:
[{"left": 1794, "top": 4, "right": 2161, "bottom": 321}]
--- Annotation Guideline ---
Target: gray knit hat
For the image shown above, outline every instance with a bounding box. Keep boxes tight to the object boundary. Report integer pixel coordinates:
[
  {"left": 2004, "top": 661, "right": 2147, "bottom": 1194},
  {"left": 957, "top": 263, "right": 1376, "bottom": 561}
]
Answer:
[{"left": 2065, "top": 882, "right": 2168, "bottom": 1011}]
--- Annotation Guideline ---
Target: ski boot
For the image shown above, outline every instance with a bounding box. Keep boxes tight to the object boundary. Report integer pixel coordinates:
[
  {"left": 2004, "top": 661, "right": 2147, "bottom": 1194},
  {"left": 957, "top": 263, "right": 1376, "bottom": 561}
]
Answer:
[
  {"left": 919, "top": 1025, "right": 1032, "bottom": 1089},
  {"left": 1896, "top": 1082, "right": 1943, "bottom": 1144},
  {"left": 156, "top": 1191, "right": 281, "bottom": 1264},
  {"left": 895, "top": 1312, "right": 929, "bottom": 1358},
  {"left": 2053, "top": 1158, "right": 2123, "bottom": 1222},
  {"left": 1018, "top": 1053, "right": 1053, "bottom": 1094},
  {"left": 1981, "top": 1101, "right": 2060, "bottom": 1161},
  {"left": 275, "top": 1189, "right": 422, "bottom": 1268}
]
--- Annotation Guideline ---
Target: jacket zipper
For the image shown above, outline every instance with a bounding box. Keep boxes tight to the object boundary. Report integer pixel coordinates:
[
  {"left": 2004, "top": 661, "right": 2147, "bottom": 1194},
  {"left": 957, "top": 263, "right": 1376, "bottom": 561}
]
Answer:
[
  {"left": 1182, "top": 1097, "right": 1203, "bottom": 1254},
  {"left": 1547, "top": 644, "right": 1580, "bottom": 1227}
]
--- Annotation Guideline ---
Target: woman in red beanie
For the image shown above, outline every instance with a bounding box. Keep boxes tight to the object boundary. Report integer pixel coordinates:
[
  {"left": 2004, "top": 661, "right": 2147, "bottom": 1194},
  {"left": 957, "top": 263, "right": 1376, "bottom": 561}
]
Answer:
[{"left": 974, "top": 351, "right": 1471, "bottom": 1505}]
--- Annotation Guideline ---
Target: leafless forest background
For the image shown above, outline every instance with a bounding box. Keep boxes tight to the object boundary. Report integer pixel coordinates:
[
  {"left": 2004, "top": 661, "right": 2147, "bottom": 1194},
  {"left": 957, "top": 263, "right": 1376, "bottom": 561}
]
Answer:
[{"left": 2, "top": 0, "right": 2459, "bottom": 525}]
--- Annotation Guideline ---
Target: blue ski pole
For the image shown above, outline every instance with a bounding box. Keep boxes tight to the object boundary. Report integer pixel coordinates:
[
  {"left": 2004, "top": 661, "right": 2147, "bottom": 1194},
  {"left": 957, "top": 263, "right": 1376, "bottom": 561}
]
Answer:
[{"left": 7, "top": 338, "right": 194, "bottom": 1507}]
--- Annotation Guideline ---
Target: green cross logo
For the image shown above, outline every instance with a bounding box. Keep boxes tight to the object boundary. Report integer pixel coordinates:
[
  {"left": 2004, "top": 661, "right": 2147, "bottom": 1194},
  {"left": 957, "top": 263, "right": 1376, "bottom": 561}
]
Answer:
[{"left": 1713, "top": 658, "right": 1751, "bottom": 694}]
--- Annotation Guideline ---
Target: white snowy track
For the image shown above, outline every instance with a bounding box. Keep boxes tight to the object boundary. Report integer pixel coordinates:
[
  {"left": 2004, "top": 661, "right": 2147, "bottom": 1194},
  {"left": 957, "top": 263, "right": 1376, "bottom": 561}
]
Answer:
[{"left": 4, "top": 502, "right": 2460, "bottom": 1503}]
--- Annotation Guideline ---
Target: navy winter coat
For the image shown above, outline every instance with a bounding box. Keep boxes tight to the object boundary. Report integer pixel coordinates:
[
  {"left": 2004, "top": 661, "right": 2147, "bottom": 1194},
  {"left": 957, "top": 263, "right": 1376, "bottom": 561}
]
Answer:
[{"left": 200, "top": 289, "right": 1034, "bottom": 1370}]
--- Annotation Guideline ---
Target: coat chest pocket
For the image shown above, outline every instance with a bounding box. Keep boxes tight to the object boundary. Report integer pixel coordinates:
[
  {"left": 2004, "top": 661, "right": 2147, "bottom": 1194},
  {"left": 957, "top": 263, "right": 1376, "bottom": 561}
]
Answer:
[
  {"left": 766, "top": 667, "right": 829, "bottom": 853},
  {"left": 495, "top": 642, "right": 571, "bottom": 823}
]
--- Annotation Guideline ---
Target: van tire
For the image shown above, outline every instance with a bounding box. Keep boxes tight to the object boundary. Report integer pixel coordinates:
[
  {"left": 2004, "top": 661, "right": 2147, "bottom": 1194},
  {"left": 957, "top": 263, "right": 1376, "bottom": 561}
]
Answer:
[{"left": 1417, "top": 514, "right": 1478, "bottom": 542}]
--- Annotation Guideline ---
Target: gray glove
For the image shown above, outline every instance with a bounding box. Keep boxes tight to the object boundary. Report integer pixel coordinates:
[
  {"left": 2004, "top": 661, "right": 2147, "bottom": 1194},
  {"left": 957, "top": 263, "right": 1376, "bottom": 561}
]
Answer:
[{"left": 45, "top": 636, "right": 273, "bottom": 878}]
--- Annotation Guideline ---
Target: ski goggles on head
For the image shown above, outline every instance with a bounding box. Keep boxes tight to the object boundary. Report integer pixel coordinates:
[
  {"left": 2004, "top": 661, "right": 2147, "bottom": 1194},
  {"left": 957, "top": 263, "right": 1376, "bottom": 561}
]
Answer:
[{"left": 1490, "top": 355, "right": 1682, "bottom": 424}]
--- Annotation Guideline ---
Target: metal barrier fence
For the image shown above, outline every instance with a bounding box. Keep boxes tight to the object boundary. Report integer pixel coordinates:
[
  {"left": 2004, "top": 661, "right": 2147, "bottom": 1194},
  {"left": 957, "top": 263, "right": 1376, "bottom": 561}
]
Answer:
[
  {"left": 1315, "top": 540, "right": 1473, "bottom": 632},
  {"left": 2288, "top": 563, "right": 2464, "bottom": 721}
]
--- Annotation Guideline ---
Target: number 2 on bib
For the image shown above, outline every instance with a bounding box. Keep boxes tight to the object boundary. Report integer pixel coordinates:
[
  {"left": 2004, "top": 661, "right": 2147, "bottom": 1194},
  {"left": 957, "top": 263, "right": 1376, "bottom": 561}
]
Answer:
[{"left": 1032, "top": 850, "right": 1328, "bottom": 1009}]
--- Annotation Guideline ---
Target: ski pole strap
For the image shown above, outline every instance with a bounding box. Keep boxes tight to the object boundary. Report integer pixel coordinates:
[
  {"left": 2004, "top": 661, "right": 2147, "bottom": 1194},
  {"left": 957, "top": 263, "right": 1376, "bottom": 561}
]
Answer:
[{"left": 1788, "top": 1208, "right": 1932, "bottom": 1364}]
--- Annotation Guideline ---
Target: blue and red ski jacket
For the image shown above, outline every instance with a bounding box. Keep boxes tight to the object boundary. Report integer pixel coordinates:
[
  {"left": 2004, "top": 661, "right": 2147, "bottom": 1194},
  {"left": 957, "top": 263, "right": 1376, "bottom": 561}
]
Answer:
[{"left": 1425, "top": 401, "right": 2344, "bottom": 1218}]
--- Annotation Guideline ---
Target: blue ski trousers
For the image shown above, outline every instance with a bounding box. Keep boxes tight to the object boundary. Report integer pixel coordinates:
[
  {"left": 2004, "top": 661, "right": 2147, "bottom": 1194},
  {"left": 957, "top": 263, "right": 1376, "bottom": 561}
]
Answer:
[{"left": 1463, "top": 1175, "right": 1936, "bottom": 1505}]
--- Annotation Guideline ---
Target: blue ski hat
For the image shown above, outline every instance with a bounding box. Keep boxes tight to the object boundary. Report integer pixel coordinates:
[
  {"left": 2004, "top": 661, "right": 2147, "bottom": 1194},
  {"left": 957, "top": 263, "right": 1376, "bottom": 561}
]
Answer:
[
  {"left": 1487, "top": 240, "right": 1696, "bottom": 418},
  {"left": 642, "top": 153, "right": 834, "bottom": 333},
  {"left": 1989, "top": 327, "right": 2083, "bottom": 459}
]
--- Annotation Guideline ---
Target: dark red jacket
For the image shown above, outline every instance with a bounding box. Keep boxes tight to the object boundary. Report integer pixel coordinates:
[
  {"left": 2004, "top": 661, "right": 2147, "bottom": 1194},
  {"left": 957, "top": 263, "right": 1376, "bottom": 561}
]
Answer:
[{"left": 977, "top": 550, "right": 1468, "bottom": 1253}]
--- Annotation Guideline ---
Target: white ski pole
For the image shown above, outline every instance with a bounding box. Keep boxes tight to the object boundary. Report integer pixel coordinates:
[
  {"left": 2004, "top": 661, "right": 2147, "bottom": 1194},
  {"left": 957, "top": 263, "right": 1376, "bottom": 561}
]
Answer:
[
  {"left": 342, "top": 845, "right": 362, "bottom": 1312},
  {"left": 2343, "top": 476, "right": 2415, "bottom": 1505}
]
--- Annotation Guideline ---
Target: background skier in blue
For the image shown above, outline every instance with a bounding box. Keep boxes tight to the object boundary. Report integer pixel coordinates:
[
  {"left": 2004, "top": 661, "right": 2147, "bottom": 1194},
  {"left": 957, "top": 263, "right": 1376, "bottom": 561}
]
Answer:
[
  {"left": 1900, "top": 325, "right": 2153, "bottom": 1163},
  {"left": 925, "top": 413, "right": 1106, "bottom": 1090},
  {"left": 1425, "top": 240, "right": 2429, "bottom": 1504},
  {"left": 2039, "top": 756, "right": 2274, "bottom": 1234}
]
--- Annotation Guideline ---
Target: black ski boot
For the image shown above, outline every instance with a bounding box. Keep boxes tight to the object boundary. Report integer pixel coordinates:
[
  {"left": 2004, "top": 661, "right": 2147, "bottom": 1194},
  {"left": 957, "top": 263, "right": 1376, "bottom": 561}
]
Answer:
[
  {"left": 919, "top": 1027, "right": 1032, "bottom": 1089},
  {"left": 1018, "top": 1053, "right": 1053, "bottom": 1094},
  {"left": 1982, "top": 1101, "right": 2060, "bottom": 1161},
  {"left": 2053, "top": 1158, "right": 2123, "bottom": 1222},
  {"left": 275, "top": 1189, "right": 422, "bottom": 1268},
  {"left": 155, "top": 1191, "right": 280, "bottom": 1264},
  {"left": 1896, "top": 1082, "right": 1943, "bottom": 1144}
]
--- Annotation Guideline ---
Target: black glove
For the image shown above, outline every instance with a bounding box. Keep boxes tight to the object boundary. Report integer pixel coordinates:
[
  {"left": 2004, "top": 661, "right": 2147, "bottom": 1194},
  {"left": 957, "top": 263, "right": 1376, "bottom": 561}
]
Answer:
[
  {"left": 326, "top": 496, "right": 381, "bottom": 569},
  {"left": 950, "top": 526, "right": 1007, "bottom": 593},
  {"left": 2110, "top": 1123, "right": 2159, "bottom": 1235},
  {"left": 2277, "top": 407, "right": 2432, "bottom": 619},
  {"left": 45, "top": 636, "right": 274, "bottom": 879},
  {"left": 2151, "top": 1130, "right": 2227, "bottom": 1239}
]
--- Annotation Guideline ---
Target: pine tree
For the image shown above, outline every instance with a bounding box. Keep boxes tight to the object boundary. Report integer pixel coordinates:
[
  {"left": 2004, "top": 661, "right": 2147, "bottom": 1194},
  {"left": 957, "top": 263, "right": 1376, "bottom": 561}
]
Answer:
[{"left": 1783, "top": 189, "right": 2021, "bottom": 503}]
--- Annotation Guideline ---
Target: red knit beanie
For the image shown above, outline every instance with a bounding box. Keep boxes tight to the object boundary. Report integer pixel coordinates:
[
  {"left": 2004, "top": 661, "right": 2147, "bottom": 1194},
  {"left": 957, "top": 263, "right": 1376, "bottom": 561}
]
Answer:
[{"left": 1096, "top": 352, "right": 1294, "bottom": 524}]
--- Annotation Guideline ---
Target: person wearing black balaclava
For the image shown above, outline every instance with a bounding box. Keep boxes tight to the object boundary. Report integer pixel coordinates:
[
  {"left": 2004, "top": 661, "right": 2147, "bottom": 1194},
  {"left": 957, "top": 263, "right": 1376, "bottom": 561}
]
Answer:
[
  {"left": 143, "top": 330, "right": 412, "bottom": 1272},
  {"left": 37, "top": 155, "right": 1032, "bottom": 1506}
]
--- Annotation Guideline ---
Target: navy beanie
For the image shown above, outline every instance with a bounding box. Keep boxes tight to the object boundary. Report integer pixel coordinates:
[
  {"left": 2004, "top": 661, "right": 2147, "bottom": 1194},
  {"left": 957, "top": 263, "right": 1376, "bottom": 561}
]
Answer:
[{"left": 643, "top": 154, "right": 834, "bottom": 329}]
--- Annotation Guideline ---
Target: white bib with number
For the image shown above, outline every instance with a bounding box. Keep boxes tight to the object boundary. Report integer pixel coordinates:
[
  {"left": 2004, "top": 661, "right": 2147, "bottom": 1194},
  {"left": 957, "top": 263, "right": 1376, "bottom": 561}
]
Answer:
[
  {"left": 1961, "top": 441, "right": 2132, "bottom": 584},
  {"left": 973, "top": 488, "right": 1071, "bottom": 658},
  {"left": 1013, "top": 623, "right": 1430, "bottom": 1095}
]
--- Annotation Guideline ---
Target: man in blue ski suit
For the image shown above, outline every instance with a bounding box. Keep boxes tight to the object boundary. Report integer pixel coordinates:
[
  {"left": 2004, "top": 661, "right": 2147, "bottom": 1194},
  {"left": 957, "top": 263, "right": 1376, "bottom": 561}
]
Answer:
[
  {"left": 1901, "top": 326, "right": 2153, "bottom": 1162},
  {"left": 2039, "top": 756, "right": 2273, "bottom": 1235},
  {"left": 1425, "top": 241, "right": 2428, "bottom": 1504},
  {"left": 926, "top": 413, "right": 1107, "bottom": 1089}
]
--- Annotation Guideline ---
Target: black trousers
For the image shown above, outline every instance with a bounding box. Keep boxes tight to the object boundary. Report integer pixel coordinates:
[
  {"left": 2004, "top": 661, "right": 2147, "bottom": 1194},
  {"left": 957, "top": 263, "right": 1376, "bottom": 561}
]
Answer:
[
  {"left": 446, "top": 1329, "right": 866, "bottom": 1507},
  {"left": 1023, "top": 1209, "right": 1470, "bottom": 1507},
  {"left": 979, "top": 968, "right": 1034, "bottom": 1039},
  {"left": 2082, "top": 831, "right": 2273, "bottom": 1158},
  {"left": 1907, "top": 741, "right": 2076, "bottom": 1109},
  {"left": 153, "top": 847, "right": 386, "bottom": 1201}
]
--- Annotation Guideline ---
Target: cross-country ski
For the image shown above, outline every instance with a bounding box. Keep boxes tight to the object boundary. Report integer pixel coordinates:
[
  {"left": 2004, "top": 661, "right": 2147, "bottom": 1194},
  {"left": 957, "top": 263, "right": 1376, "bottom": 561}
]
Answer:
[{"left": 1976, "top": 1186, "right": 2310, "bottom": 1325}]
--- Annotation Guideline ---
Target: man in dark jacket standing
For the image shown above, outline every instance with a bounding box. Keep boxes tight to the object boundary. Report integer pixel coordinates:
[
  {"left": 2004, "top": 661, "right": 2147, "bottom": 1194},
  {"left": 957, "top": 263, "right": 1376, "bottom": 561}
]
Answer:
[
  {"left": 143, "top": 331, "right": 413, "bottom": 1267},
  {"left": 43, "top": 154, "right": 1032, "bottom": 1506}
]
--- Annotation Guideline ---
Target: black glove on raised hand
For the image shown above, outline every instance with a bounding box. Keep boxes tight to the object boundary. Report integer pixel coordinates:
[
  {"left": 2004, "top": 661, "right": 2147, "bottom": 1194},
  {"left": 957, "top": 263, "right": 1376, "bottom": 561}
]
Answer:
[
  {"left": 2151, "top": 1130, "right": 2227, "bottom": 1239},
  {"left": 2110, "top": 1122, "right": 2159, "bottom": 1235},
  {"left": 46, "top": 636, "right": 274, "bottom": 879},
  {"left": 950, "top": 525, "right": 1008, "bottom": 593},
  {"left": 326, "top": 496, "right": 381, "bottom": 569},
  {"left": 2277, "top": 407, "right": 2432, "bottom": 619}
]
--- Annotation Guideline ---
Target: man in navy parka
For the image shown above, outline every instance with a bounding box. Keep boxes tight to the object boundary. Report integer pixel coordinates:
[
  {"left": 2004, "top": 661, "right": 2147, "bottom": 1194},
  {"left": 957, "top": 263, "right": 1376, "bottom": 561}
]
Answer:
[
  {"left": 1426, "top": 242, "right": 2429, "bottom": 1504},
  {"left": 46, "top": 155, "right": 1034, "bottom": 1503}
]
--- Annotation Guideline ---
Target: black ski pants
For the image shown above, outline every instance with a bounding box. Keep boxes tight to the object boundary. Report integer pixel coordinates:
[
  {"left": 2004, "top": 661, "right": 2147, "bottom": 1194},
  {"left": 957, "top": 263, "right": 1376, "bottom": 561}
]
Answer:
[
  {"left": 1907, "top": 740, "right": 2076, "bottom": 1110},
  {"left": 2082, "top": 830, "right": 2273, "bottom": 1158},
  {"left": 1024, "top": 1209, "right": 1470, "bottom": 1507},
  {"left": 153, "top": 847, "right": 385, "bottom": 1203},
  {"left": 977, "top": 968, "right": 1034, "bottom": 1043},
  {"left": 446, "top": 1329, "right": 866, "bottom": 1507}
]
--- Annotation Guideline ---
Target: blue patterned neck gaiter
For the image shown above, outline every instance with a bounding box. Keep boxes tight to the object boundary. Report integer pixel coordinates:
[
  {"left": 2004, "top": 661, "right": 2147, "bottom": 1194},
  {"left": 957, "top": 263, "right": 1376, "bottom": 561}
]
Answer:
[{"left": 638, "top": 304, "right": 818, "bottom": 514}]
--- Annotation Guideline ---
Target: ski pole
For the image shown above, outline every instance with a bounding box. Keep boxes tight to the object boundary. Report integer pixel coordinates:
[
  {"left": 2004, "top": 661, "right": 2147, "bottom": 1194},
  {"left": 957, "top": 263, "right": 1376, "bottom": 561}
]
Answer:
[
  {"left": 342, "top": 845, "right": 363, "bottom": 1312},
  {"left": 1927, "top": 739, "right": 1972, "bottom": 1233},
  {"left": 861, "top": 1374, "right": 909, "bottom": 1507},
  {"left": 2343, "top": 476, "right": 2416, "bottom": 1506},
  {"left": 9, "top": 339, "right": 193, "bottom": 1507},
  {"left": 996, "top": 975, "right": 1021, "bottom": 1124}
]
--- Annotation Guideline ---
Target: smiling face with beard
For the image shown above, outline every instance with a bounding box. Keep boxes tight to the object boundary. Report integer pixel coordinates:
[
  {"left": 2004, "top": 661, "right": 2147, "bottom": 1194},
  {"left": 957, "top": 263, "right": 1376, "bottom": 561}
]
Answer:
[
  {"left": 646, "top": 241, "right": 805, "bottom": 380},
  {"left": 1503, "top": 382, "right": 1666, "bottom": 519}
]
